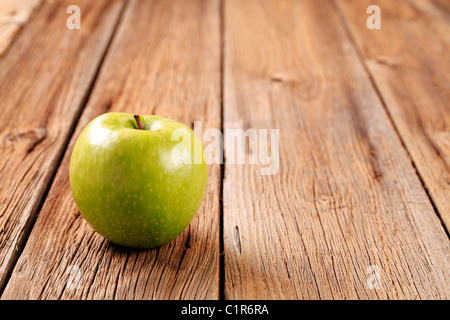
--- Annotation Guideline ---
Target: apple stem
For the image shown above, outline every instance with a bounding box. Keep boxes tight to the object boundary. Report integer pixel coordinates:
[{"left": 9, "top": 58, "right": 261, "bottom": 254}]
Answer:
[{"left": 134, "top": 115, "right": 144, "bottom": 130}]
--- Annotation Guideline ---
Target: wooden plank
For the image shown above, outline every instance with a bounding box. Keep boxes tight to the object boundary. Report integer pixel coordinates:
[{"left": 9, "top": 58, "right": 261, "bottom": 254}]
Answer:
[
  {"left": 0, "top": 0, "right": 43, "bottom": 56},
  {"left": 0, "top": 0, "right": 125, "bottom": 293},
  {"left": 335, "top": 0, "right": 450, "bottom": 228},
  {"left": 223, "top": 0, "right": 450, "bottom": 299},
  {"left": 1, "top": 0, "right": 221, "bottom": 299}
]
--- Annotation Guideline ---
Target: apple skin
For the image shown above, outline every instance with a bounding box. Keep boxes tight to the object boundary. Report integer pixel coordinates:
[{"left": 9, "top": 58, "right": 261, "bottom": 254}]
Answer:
[{"left": 69, "top": 112, "right": 208, "bottom": 248}]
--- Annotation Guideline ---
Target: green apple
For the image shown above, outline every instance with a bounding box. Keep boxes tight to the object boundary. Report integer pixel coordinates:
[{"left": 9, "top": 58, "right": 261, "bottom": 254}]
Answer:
[{"left": 69, "top": 112, "right": 208, "bottom": 248}]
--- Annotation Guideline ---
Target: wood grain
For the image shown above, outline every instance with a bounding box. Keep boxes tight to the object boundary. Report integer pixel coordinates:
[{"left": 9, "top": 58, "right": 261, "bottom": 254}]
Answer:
[
  {"left": 0, "top": 0, "right": 124, "bottom": 293},
  {"left": 223, "top": 0, "right": 449, "bottom": 299},
  {"left": 1, "top": 0, "right": 221, "bottom": 299},
  {"left": 0, "top": 0, "right": 42, "bottom": 56},
  {"left": 335, "top": 0, "right": 450, "bottom": 229}
]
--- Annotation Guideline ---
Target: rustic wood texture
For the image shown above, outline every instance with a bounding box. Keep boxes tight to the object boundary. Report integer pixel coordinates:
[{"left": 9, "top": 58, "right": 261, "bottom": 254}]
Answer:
[
  {"left": 223, "top": 0, "right": 449, "bottom": 299},
  {"left": 335, "top": 0, "right": 450, "bottom": 228},
  {"left": 0, "top": 0, "right": 124, "bottom": 293},
  {"left": 0, "top": 0, "right": 42, "bottom": 56},
  {"left": 1, "top": 0, "right": 221, "bottom": 299},
  {"left": 0, "top": 0, "right": 449, "bottom": 301}
]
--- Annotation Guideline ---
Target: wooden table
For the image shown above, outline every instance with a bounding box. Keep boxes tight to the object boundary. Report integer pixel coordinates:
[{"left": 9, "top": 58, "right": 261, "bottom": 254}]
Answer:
[{"left": 0, "top": 0, "right": 448, "bottom": 300}]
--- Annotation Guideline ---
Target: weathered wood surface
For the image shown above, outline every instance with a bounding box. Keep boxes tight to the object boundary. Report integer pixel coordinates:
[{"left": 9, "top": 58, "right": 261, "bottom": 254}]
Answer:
[
  {"left": 222, "top": 0, "right": 449, "bottom": 299},
  {"left": 1, "top": 0, "right": 221, "bottom": 299},
  {"left": 336, "top": 0, "right": 450, "bottom": 232},
  {"left": 0, "top": 0, "right": 42, "bottom": 56},
  {"left": 0, "top": 0, "right": 124, "bottom": 293},
  {"left": 0, "top": 0, "right": 449, "bottom": 300}
]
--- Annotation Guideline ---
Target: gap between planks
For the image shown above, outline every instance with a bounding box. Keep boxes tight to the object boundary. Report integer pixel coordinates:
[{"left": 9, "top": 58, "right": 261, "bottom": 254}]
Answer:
[{"left": 218, "top": 0, "right": 226, "bottom": 301}]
